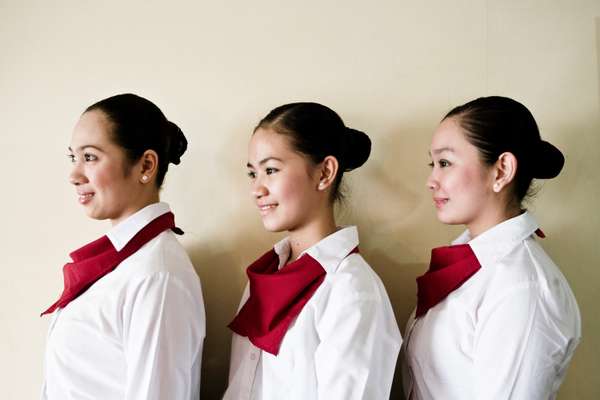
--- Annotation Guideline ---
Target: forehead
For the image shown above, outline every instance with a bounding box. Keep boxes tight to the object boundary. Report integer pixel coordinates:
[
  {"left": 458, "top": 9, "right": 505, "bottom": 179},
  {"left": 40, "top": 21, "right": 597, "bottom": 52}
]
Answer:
[
  {"left": 71, "top": 110, "right": 114, "bottom": 148},
  {"left": 248, "top": 127, "right": 298, "bottom": 160},
  {"left": 430, "top": 117, "right": 475, "bottom": 154}
]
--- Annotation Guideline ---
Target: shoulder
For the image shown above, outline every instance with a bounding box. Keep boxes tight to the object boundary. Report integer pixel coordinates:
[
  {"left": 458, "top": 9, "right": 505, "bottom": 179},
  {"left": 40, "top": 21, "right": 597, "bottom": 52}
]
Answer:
[
  {"left": 123, "top": 231, "right": 194, "bottom": 274},
  {"left": 477, "top": 238, "right": 579, "bottom": 330},
  {"left": 491, "top": 237, "right": 566, "bottom": 292},
  {"left": 116, "top": 231, "right": 201, "bottom": 296},
  {"left": 321, "top": 253, "right": 387, "bottom": 304}
]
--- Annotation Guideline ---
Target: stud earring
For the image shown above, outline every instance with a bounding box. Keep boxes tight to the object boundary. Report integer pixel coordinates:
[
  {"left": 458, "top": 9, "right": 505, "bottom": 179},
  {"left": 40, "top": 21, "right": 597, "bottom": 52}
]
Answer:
[
  {"left": 493, "top": 183, "right": 500, "bottom": 192},
  {"left": 318, "top": 182, "right": 325, "bottom": 189},
  {"left": 142, "top": 175, "right": 148, "bottom": 182}
]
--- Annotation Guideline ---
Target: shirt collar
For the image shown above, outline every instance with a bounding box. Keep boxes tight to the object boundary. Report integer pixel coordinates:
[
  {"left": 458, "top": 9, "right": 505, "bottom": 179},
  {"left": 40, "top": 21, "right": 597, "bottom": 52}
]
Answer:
[
  {"left": 273, "top": 226, "right": 360, "bottom": 274},
  {"left": 452, "top": 211, "right": 539, "bottom": 268},
  {"left": 106, "top": 202, "right": 171, "bottom": 251}
]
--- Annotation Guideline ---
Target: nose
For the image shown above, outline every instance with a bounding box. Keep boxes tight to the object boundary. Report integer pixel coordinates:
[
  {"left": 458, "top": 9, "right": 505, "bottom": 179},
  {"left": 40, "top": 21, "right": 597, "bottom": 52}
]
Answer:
[
  {"left": 69, "top": 161, "right": 87, "bottom": 186},
  {"left": 426, "top": 170, "right": 438, "bottom": 191},
  {"left": 251, "top": 177, "right": 268, "bottom": 199}
]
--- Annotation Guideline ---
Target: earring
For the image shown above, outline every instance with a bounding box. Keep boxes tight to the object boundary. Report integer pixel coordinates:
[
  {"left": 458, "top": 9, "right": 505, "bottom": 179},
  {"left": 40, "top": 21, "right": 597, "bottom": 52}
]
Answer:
[
  {"left": 142, "top": 175, "right": 149, "bottom": 182},
  {"left": 493, "top": 183, "right": 500, "bottom": 192},
  {"left": 318, "top": 182, "right": 325, "bottom": 189}
]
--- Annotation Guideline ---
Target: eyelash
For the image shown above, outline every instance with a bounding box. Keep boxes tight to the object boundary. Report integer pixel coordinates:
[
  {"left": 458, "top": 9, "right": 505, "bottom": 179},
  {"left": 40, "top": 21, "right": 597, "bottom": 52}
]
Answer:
[
  {"left": 429, "top": 160, "right": 451, "bottom": 168},
  {"left": 247, "top": 167, "right": 279, "bottom": 179},
  {"left": 68, "top": 153, "right": 98, "bottom": 163}
]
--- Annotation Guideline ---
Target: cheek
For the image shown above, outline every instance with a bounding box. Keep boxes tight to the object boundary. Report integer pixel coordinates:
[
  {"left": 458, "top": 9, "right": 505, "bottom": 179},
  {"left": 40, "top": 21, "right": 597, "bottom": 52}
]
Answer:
[
  {"left": 93, "top": 170, "right": 114, "bottom": 193},
  {"left": 92, "top": 166, "right": 126, "bottom": 196},
  {"left": 446, "top": 167, "right": 478, "bottom": 191},
  {"left": 457, "top": 168, "right": 491, "bottom": 203},
  {"left": 278, "top": 171, "right": 315, "bottom": 203}
]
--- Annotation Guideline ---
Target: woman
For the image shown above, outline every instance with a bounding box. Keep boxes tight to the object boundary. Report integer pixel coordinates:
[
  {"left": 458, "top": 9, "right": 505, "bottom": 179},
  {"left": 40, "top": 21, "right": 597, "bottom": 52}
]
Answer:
[
  {"left": 224, "top": 102, "right": 402, "bottom": 399},
  {"left": 402, "top": 96, "right": 581, "bottom": 399},
  {"left": 41, "top": 94, "right": 205, "bottom": 399}
]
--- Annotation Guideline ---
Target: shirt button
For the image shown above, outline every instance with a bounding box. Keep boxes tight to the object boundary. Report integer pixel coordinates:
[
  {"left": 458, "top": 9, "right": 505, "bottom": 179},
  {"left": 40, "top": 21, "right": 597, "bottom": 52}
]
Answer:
[{"left": 250, "top": 353, "right": 257, "bottom": 360}]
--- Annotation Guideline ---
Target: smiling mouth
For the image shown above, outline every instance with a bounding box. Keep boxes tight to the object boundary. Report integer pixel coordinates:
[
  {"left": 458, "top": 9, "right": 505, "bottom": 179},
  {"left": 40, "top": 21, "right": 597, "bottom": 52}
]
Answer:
[
  {"left": 258, "top": 204, "right": 277, "bottom": 214},
  {"left": 78, "top": 193, "right": 94, "bottom": 204}
]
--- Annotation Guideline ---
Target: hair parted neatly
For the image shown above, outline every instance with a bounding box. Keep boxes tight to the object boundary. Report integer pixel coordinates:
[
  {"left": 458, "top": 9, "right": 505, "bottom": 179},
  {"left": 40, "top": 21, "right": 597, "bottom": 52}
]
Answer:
[
  {"left": 444, "top": 96, "right": 564, "bottom": 204},
  {"left": 85, "top": 93, "right": 187, "bottom": 187},
  {"left": 255, "top": 102, "right": 371, "bottom": 202}
]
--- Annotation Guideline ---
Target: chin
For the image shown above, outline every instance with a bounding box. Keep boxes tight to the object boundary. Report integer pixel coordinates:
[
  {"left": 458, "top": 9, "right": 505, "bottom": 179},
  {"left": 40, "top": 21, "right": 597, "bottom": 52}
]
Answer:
[
  {"left": 87, "top": 213, "right": 107, "bottom": 221},
  {"left": 84, "top": 206, "right": 110, "bottom": 221},
  {"left": 261, "top": 216, "right": 297, "bottom": 233},
  {"left": 84, "top": 208, "right": 99, "bottom": 220},
  {"left": 436, "top": 211, "right": 464, "bottom": 226},
  {"left": 261, "top": 219, "right": 286, "bottom": 233}
]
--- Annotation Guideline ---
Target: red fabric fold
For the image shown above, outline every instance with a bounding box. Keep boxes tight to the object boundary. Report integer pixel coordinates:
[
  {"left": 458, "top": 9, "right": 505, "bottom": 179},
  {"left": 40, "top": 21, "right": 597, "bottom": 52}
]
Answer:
[
  {"left": 415, "top": 244, "right": 481, "bottom": 318},
  {"left": 229, "top": 246, "right": 358, "bottom": 355},
  {"left": 41, "top": 212, "right": 179, "bottom": 316}
]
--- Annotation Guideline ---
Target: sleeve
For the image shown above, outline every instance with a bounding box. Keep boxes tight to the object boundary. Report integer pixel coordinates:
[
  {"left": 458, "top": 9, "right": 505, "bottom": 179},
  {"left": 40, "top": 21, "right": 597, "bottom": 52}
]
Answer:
[
  {"left": 313, "top": 280, "right": 390, "bottom": 400},
  {"left": 122, "top": 271, "right": 205, "bottom": 400},
  {"left": 227, "top": 283, "right": 251, "bottom": 384},
  {"left": 474, "top": 284, "right": 563, "bottom": 400}
]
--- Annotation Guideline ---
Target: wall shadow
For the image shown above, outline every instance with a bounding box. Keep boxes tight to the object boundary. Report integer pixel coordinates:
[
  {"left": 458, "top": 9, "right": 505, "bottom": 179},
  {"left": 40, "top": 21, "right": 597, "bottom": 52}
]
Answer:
[
  {"left": 596, "top": 17, "right": 600, "bottom": 109},
  {"left": 188, "top": 228, "right": 271, "bottom": 400},
  {"left": 187, "top": 244, "right": 239, "bottom": 400},
  {"left": 366, "top": 251, "right": 425, "bottom": 400}
]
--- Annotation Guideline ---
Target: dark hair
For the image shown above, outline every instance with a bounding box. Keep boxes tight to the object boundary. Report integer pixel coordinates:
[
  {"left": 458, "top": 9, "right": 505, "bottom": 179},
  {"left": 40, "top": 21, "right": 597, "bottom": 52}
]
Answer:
[
  {"left": 85, "top": 93, "right": 187, "bottom": 187},
  {"left": 444, "top": 96, "right": 564, "bottom": 205},
  {"left": 255, "top": 102, "right": 371, "bottom": 202}
]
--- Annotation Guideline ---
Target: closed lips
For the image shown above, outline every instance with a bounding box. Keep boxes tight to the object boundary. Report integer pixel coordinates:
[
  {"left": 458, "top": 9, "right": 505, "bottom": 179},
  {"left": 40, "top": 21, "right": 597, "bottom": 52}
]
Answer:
[{"left": 433, "top": 197, "right": 448, "bottom": 206}]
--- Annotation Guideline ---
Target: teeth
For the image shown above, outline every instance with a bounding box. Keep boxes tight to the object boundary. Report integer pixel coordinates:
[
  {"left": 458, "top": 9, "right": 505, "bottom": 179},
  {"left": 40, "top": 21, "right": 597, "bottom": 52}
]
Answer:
[
  {"left": 260, "top": 204, "right": 276, "bottom": 210},
  {"left": 78, "top": 193, "right": 94, "bottom": 203}
]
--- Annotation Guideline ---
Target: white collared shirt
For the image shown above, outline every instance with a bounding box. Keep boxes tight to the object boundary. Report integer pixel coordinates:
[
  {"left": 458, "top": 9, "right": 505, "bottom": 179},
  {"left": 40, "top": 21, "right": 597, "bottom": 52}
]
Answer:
[
  {"left": 401, "top": 212, "right": 581, "bottom": 400},
  {"left": 41, "top": 202, "right": 206, "bottom": 400},
  {"left": 224, "top": 226, "right": 402, "bottom": 400}
]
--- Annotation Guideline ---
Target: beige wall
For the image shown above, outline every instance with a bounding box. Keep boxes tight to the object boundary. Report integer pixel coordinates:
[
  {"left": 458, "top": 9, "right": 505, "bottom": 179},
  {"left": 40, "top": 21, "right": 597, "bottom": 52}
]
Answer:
[{"left": 1, "top": 1, "right": 598, "bottom": 398}]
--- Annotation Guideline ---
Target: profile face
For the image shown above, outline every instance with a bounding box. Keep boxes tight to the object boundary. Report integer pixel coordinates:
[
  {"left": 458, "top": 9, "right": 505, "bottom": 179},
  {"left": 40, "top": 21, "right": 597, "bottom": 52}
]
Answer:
[
  {"left": 426, "top": 117, "right": 496, "bottom": 232},
  {"left": 247, "top": 128, "right": 322, "bottom": 233},
  {"left": 68, "top": 110, "right": 140, "bottom": 224}
]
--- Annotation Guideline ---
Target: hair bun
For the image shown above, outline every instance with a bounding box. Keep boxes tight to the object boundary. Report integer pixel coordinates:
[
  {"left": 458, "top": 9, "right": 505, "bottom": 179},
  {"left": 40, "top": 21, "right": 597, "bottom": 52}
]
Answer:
[
  {"left": 531, "top": 140, "right": 564, "bottom": 179},
  {"left": 343, "top": 127, "right": 371, "bottom": 171},
  {"left": 166, "top": 121, "right": 187, "bottom": 165}
]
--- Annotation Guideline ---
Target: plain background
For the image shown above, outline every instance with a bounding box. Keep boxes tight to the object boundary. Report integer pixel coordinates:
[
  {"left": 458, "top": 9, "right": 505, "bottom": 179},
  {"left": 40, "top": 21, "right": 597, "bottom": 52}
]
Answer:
[{"left": 1, "top": 1, "right": 598, "bottom": 399}]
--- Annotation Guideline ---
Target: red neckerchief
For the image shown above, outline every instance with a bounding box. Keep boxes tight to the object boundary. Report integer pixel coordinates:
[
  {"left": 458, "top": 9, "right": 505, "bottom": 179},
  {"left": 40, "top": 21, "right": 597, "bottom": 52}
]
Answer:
[
  {"left": 415, "top": 244, "right": 481, "bottom": 318},
  {"left": 415, "top": 227, "right": 546, "bottom": 318},
  {"left": 229, "top": 246, "right": 359, "bottom": 355},
  {"left": 41, "top": 212, "right": 181, "bottom": 316}
]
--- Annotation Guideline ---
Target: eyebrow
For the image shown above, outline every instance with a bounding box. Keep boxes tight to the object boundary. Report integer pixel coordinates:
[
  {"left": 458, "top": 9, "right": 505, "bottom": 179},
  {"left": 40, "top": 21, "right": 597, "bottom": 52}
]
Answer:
[
  {"left": 246, "top": 156, "right": 284, "bottom": 168},
  {"left": 429, "top": 147, "right": 455, "bottom": 156},
  {"left": 68, "top": 145, "right": 105, "bottom": 153}
]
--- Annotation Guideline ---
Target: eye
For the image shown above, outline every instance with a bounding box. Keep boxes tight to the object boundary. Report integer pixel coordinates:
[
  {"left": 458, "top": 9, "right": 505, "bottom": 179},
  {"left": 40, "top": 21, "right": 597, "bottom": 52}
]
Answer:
[
  {"left": 83, "top": 153, "right": 98, "bottom": 162},
  {"left": 67, "top": 154, "right": 76, "bottom": 163},
  {"left": 428, "top": 161, "right": 434, "bottom": 168},
  {"left": 247, "top": 170, "right": 256, "bottom": 179},
  {"left": 439, "top": 159, "right": 451, "bottom": 168},
  {"left": 265, "top": 167, "right": 279, "bottom": 175}
]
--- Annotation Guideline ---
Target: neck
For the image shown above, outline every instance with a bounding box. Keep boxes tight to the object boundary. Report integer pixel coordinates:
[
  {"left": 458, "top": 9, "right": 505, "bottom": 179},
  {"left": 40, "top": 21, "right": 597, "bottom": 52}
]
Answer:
[
  {"left": 468, "top": 205, "right": 521, "bottom": 238},
  {"left": 110, "top": 192, "right": 161, "bottom": 227},
  {"left": 287, "top": 210, "right": 337, "bottom": 262}
]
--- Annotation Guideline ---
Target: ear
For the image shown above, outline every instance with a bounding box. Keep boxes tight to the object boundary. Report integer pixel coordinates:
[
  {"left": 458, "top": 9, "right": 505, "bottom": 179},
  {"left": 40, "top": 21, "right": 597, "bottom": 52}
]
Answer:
[
  {"left": 138, "top": 149, "right": 159, "bottom": 184},
  {"left": 316, "top": 156, "right": 339, "bottom": 191},
  {"left": 492, "top": 152, "right": 517, "bottom": 193}
]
